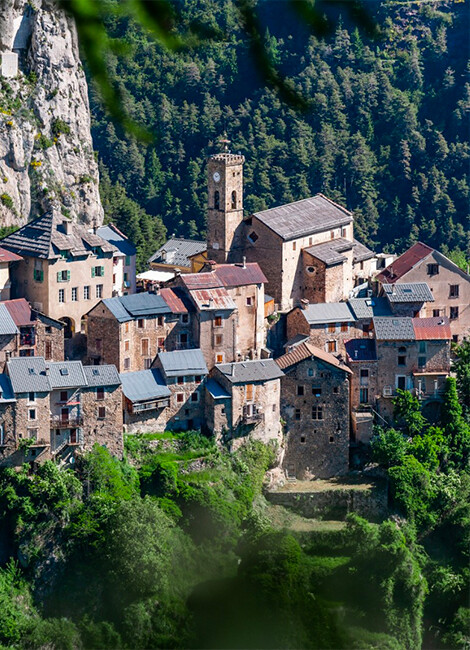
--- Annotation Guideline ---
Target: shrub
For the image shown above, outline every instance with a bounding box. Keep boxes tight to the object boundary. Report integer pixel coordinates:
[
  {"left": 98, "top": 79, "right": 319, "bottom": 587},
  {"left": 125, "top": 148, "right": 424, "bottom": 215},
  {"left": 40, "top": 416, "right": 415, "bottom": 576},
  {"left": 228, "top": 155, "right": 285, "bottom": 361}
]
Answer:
[
  {"left": 52, "top": 118, "right": 71, "bottom": 137},
  {"left": 0, "top": 194, "right": 13, "bottom": 210}
]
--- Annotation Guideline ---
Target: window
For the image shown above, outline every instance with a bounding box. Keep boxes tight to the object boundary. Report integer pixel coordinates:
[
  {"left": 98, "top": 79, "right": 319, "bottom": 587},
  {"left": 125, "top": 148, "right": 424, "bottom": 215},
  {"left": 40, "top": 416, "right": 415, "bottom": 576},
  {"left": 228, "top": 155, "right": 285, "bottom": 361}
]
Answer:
[
  {"left": 181, "top": 314, "right": 189, "bottom": 324},
  {"left": 45, "top": 341, "right": 52, "bottom": 360},
  {"left": 33, "top": 269, "right": 43, "bottom": 282},
  {"left": 124, "top": 339, "right": 130, "bottom": 352},
  {"left": 0, "top": 424, "right": 3, "bottom": 446},
  {"left": 433, "top": 309, "right": 441, "bottom": 317},
  {"left": 157, "top": 316, "right": 164, "bottom": 327},
  {"left": 307, "top": 368, "right": 314, "bottom": 377},
  {"left": 191, "top": 392, "right": 199, "bottom": 402},
  {"left": 28, "top": 408, "right": 36, "bottom": 421},
  {"left": 215, "top": 334, "right": 223, "bottom": 346},
  {"left": 158, "top": 337, "right": 165, "bottom": 351},
  {"left": 96, "top": 387, "right": 105, "bottom": 400},
  {"left": 450, "top": 306, "right": 459, "bottom": 320},
  {"left": 293, "top": 241, "right": 297, "bottom": 251},
  {"left": 214, "top": 316, "right": 222, "bottom": 327},
  {"left": 327, "top": 341, "right": 337, "bottom": 353},
  {"left": 248, "top": 231, "right": 258, "bottom": 244},
  {"left": 231, "top": 190, "right": 237, "bottom": 209},
  {"left": 96, "top": 284, "right": 103, "bottom": 298},
  {"left": 28, "top": 392, "right": 35, "bottom": 403},
  {"left": 246, "top": 296, "right": 253, "bottom": 307},
  {"left": 124, "top": 322, "right": 129, "bottom": 334},
  {"left": 418, "top": 341, "right": 427, "bottom": 354},
  {"left": 141, "top": 339, "right": 149, "bottom": 355},
  {"left": 71, "top": 287, "right": 78, "bottom": 302},
  {"left": 328, "top": 323, "right": 336, "bottom": 333},
  {"left": 398, "top": 346, "right": 406, "bottom": 366},
  {"left": 216, "top": 354, "right": 224, "bottom": 364},
  {"left": 297, "top": 385, "right": 304, "bottom": 396},
  {"left": 95, "top": 338, "right": 102, "bottom": 351},
  {"left": 195, "top": 375, "right": 202, "bottom": 383},
  {"left": 295, "top": 409, "right": 301, "bottom": 421},
  {"left": 360, "top": 387, "right": 369, "bottom": 404},
  {"left": 27, "top": 428, "right": 38, "bottom": 441},
  {"left": 312, "top": 405, "right": 323, "bottom": 420},
  {"left": 144, "top": 358, "right": 152, "bottom": 369},
  {"left": 60, "top": 391, "right": 68, "bottom": 402},
  {"left": 125, "top": 255, "right": 131, "bottom": 266},
  {"left": 300, "top": 435, "right": 306, "bottom": 444},
  {"left": 92, "top": 266, "right": 104, "bottom": 277},
  {"left": 57, "top": 269, "right": 70, "bottom": 283},
  {"left": 84, "top": 285, "right": 90, "bottom": 300},
  {"left": 452, "top": 335, "right": 459, "bottom": 343},
  {"left": 333, "top": 386, "right": 339, "bottom": 394},
  {"left": 360, "top": 368, "right": 369, "bottom": 385},
  {"left": 418, "top": 356, "right": 426, "bottom": 367},
  {"left": 124, "top": 357, "right": 130, "bottom": 370},
  {"left": 137, "top": 319, "right": 144, "bottom": 329},
  {"left": 58, "top": 289, "right": 65, "bottom": 303},
  {"left": 427, "top": 263, "right": 439, "bottom": 275},
  {"left": 179, "top": 333, "right": 188, "bottom": 347},
  {"left": 176, "top": 393, "right": 184, "bottom": 404},
  {"left": 97, "top": 406, "right": 106, "bottom": 419},
  {"left": 214, "top": 190, "right": 220, "bottom": 209},
  {"left": 312, "top": 386, "right": 321, "bottom": 397},
  {"left": 450, "top": 284, "right": 459, "bottom": 298},
  {"left": 330, "top": 231, "right": 335, "bottom": 240},
  {"left": 362, "top": 324, "right": 370, "bottom": 337},
  {"left": 177, "top": 376, "right": 185, "bottom": 385},
  {"left": 341, "top": 322, "right": 349, "bottom": 333},
  {"left": 329, "top": 436, "right": 335, "bottom": 443},
  {"left": 397, "top": 376, "right": 406, "bottom": 391},
  {"left": 306, "top": 266, "right": 315, "bottom": 274},
  {"left": 113, "top": 274, "right": 116, "bottom": 284},
  {"left": 246, "top": 384, "right": 254, "bottom": 401}
]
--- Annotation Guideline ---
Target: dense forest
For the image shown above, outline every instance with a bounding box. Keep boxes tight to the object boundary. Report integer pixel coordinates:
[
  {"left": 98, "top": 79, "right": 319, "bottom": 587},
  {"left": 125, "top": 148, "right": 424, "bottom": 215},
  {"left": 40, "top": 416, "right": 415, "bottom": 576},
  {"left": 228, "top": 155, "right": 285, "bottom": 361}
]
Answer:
[{"left": 88, "top": 0, "right": 469, "bottom": 269}]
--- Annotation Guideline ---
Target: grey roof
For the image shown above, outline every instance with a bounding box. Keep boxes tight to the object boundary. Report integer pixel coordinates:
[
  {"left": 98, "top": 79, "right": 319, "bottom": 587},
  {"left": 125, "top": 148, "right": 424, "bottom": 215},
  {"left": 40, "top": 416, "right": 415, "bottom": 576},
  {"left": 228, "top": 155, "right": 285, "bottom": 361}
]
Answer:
[
  {"left": 300, "top": 302, "right": 355, "bottom": 325},
  {"left": 345, "top": 339, "right": 377, "bottom": 362},
  {"left": 253, "top": 194, "right": 353, "bottom": 241},
  {"left": 348, "top": 297, "right": 392, "bottom": 320},
  {"left": 305, "top": 238, "right": 353, "bottom": 265},
  {"left": 103, "top": 292, "right": 171, "bottom": 322},
  {"left": 47, "top": 361, "right": 88, "bottom": 389},
  {"left": 157, "top": 348, "right": 208, "bottom": 378},
  {"left": 353, "top": 239, "right": 375, "bottom": 262},
  {"left": 206, "top": 378, "right": 231, "bottom": 399},
  {"left": 0, "top": 303, "right": 19, "bottom": 335},
  {"left": 7, "top": 357, "right": 50, "bottom": 393},
  {"left": 0, "top": 375, "right": 15, "bottom": 402},
  {"left": 96, "top": 224, "right": 136, "bottom": 257},
  {"left": 215, "top": 359, "right": 284, "bottom": 384},
  {"left": 148, "top": 238, "right": 206, "bottom": 267},
  {"left": 120, "top": 369, "right": 171, "bottom": 402},
  {"left": 284, "top": 334, "right": 310, "bottom": 349},
  {"left": 383, "top": 283, "right": 434, "bottom": 303},
  {"left": 373, "top": 317, "right": 416, "bottom": 341},
  {"left": 83, "top": 365, "right": 121, "bottom": 387}
]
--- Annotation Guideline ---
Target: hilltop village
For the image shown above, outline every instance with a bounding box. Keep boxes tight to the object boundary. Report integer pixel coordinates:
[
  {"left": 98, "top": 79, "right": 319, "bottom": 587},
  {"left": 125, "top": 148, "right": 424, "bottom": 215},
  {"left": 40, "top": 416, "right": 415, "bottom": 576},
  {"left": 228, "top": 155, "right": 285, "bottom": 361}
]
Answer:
[{"left": 0, "top": 149, "right": 468, "bottom": 480}]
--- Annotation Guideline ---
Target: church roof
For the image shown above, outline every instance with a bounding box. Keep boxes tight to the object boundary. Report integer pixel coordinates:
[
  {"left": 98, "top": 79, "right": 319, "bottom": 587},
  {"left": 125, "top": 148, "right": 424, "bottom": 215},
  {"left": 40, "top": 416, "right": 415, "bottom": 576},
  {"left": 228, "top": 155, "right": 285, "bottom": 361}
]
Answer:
[
  {"left": 304, "top": 238, "right": 353, "bottom": 265},
  {"left": 253, "top": 194, "right": 353, "bottom": 241}
]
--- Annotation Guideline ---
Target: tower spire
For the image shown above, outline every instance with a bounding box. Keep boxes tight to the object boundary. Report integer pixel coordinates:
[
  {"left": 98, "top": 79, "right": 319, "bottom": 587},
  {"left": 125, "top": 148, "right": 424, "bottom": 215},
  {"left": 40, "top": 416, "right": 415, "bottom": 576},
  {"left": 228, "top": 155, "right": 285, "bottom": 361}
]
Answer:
[{"left": 219, "top": 132, "right": 231, "bottom": 152}]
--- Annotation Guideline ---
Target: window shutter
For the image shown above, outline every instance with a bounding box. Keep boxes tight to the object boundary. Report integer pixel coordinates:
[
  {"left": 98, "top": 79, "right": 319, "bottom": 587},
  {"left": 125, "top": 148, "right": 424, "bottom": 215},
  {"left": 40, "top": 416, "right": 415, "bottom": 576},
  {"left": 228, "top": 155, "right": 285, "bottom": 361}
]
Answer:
[
  {"left": 57, "top": 271, "right": 61, "bottom": 282},
  {"left": 101, "top": 266, "right": 104, "bottom": 276},
  {"left": 67, "top": 270, "right": 70, "bottom": 281},
  {"left": 91, "top": 267, "right": 95, "bottom": 277}
]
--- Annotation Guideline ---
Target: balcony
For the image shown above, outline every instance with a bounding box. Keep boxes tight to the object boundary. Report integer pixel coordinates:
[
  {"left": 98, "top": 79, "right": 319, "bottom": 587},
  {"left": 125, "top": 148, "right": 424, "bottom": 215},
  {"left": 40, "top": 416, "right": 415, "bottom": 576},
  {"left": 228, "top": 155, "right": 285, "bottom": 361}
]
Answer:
[
  {"left": 20, "top": 328, "right": 35, "bottom": 347},
  {"left": 242, "top": 405, "right": 264, "bottom": 425},
  {"left": 50, "top": 415, "right": 83, "bottom": 429}
]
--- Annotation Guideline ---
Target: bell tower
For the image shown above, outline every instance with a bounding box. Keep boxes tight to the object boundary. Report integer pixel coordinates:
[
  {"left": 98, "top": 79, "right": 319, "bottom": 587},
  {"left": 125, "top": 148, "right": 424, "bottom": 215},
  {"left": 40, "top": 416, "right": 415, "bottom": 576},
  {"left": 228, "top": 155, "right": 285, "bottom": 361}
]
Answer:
[{"left": 206, "top": 137, "right": 245, "bottom": 264}]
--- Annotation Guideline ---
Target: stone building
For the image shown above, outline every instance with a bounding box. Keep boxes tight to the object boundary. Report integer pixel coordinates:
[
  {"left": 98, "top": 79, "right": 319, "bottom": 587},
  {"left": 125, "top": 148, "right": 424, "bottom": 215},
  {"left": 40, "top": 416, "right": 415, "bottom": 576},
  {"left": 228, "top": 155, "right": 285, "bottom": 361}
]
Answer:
[
  {"left": 1, "top": 210, "right": 116, "bottom": 344},
  {"left": 376, "top": 242, "right": 470, "bottom": 342},
  {"left": 121, "top": 369, "right": 171, "bottom": 434},
  {"left": 276, "top": 342, "right": 351, "bottom": 479},
  {"left": 86, "top": 290, "right": 194, "bottom": 372},
  {"left": 96, "top": 223, "right": 137, "bottom": 296},
  {"left": 208, "top": 359, "right": 284, "bottom": 450},
  {"left": 148, "top": 237, "right": 207, "bottom": 274},
  {"left": 348, "top": 297, "right": 392, "bottom": 338},
  {"left": 381, "top": 282, "right": 434, "bottom": 317},
  {"left": 4, "top": 298, "right": 64, "bottom": 362},
  {"left": 0, "top": 246, "right": 22, "bottom": 300},
  {"left": 345, "top": 338, "right": 378, "bottom": 444},
  {"left": 81, "top": 365, "right": 123, "bottom": 457}
]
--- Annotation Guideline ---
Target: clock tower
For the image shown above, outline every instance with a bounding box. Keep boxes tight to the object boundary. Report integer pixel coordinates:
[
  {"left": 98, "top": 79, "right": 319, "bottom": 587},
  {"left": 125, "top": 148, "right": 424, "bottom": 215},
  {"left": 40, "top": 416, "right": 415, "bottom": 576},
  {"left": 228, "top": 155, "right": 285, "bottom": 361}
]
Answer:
[{"left": 206, "top": 144, "right": 245, "bottom": 264}]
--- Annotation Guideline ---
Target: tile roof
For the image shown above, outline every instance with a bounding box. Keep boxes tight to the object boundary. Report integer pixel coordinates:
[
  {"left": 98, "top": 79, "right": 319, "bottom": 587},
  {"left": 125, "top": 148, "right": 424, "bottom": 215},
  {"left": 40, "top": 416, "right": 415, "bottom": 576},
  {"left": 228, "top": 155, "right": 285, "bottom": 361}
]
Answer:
[
  {"left": 0, "top": 210, "right": 115, "bottom": 259},
  {"left": 148, "top": 238, "right": 206, "bottom": 268},
  {"left": 47, "top": 361, "right": 88, "bottom": 389},
  {"left": 352, "top": 239, "right": 375, "bottom": 263},
  {"left": 276, "top": 342, "right": 352, "bottom": 373},
  {"left": 345, "top": 339, "right": 378, "bottom": 362},
  {"left": 412, "top": 316, "right": 451, "bottom": 340},
  {"left": 120, "top": 368, "right": 171, "bottom": 402},
  {"left": 348, "top": 297, "right": 392, "bottom": 320},
  {"left": 212, "top": 263, "right": 267, "bottom": 286},
  {"left": 7, "top": 357, "right": 50, "bottom": 393},
  {"left": 0, "top": 375, "right": 15, "bottom": 402},
  {"left": 0, "top": 303, "right": 19, "bottom": 335},
  {"left": 158, "top": 348, "right": 208, "bottom": 378},
  {"left": 299, "top": 302, "right": 355, "bottom": 325},
  {"left": 373, "top": 317, "right": 415, "bottom": 341},
  {"left": 83, "top": 365, "right": 121, "bottom": 387},
  {"left": 376, "top": 242, "right": 433, "bottom": 283},
  {"left": 189, "top": 287, "right": 236, "bottom": 312},
  {"left": 304, "top": 238, "right": 353, "bottom": 265},
  {"left": 383, "top": 283, "right": 434, "bottom": 303},
  {"left": 96, "top": 224, "right": 136, "bottom": 257},
  {"left": 3, "top": 298, "right": 35, "bottom": 326},
  {"left": 253, "top": 194, "right": 353, "bottom": 241},
  {"left": 215, "top": 359, "right": 284, "bottom": 383},
  {"left": 205, "top": 378, "right": 231, "bottom": 399},
  {"left": 0, "top": 246, "right": 22, "bottom": 263}
]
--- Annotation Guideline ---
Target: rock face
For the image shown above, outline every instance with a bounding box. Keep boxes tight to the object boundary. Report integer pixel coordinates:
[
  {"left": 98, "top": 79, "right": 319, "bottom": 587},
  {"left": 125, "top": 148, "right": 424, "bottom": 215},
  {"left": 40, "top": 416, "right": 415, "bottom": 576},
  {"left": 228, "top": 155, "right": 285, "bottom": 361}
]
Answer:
[{"left": 0, "top": 0, "right": 103, "bottom": 226}]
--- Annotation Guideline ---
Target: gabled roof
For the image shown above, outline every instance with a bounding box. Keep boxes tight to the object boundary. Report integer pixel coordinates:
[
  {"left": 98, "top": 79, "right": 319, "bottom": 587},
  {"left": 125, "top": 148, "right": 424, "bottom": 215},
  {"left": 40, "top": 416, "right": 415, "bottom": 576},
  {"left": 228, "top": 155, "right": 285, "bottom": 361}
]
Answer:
[
  {"left": 376, "top": 242, "right": 433, "bottom": 283},
  {"left": 158, "top": 287, "right": 192, "bottom": 314},
  {"left": 148, "top": 238, "right": 206, "bottom": 268},
  {"left": 383, "top": 283, "right": 434, "bottom": 303},
  {"left": 3, "top": 298, "right": 35, "bottom": 326},
  {"left": 181, "top": 272, "right": 221, "bottom": 290},
  {"left": 206, "top": 378, "right": 231, "bottom": 399},
  {"left": 47, "top": 361, "right": 88, "bottom": 389},
  {"left": 83, "top": 365, "right": 121, "bottom": 387},
  {"left": 188, "top": 287, "right": 236, "bottom": 312},
  {"left": 253, "top": 194, "right": 353, "bottom": 241},
  {"left": 373, "top": 317, "right": 415, "bottom": 341},
  {"left": 304, "top": 238, "right": 353, "bottom": 265},
  {"left": 0, "top": 303, "right": 19, "bottom": 335},
  {"left": 0, "top": 210, "right": 116, "bottom": 260},
  {"left": 413, "top": 317, "right": 451, "bottom": 340},
  {"left": 0, "top": 246, "right": 22, "bottom": 263},
  {"left": 157, "top": 349, "right": 208, "bottom": 378},
  {"left": 348, "top": 297, "right": 392, "bottom": 320},
  {"left": 345, "top": 339, "right": 377, "bottom": 362},
  {"left": 102, "top": 292, "right": 172, "bottom": 322},
  {"left": 276, "top": 341, "right": 352, "bottom": 374},
  {"left": 96, "top": 224, "right": 136, "bottom": 257},
  {"left": 212, "top": 263, "right": 267, "bottom": 287},
  {"left": 215, "top": 359, "right": 284, "bottom": 384},
  {"left": 7, "top": 357, "right": 50, "bottom": 393},
  {"left": 298, "top": 302, "right": 355, "bottom": 325},
  {"left": 120, "top": 368, "right": 171, "bottom": 402},
  {"left": 352, "top": 239, "right": 375, "bottom": 263}
]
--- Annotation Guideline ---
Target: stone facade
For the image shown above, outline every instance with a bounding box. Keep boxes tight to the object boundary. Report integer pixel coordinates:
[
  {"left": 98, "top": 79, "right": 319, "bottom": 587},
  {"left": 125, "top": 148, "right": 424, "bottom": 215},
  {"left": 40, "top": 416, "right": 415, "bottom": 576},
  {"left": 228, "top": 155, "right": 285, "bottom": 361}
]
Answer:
[
  {"left": 302, "top": 249, "right": 354, "bottom": 304},
  {"left": 286, "top": 307, "right": 360, "bottom": 357},
  {"left": 194, "top": 310, "right": 237, "bottom": 369},
  {"left": 81, "top": 385, "right": 123, "bottom": 458}
]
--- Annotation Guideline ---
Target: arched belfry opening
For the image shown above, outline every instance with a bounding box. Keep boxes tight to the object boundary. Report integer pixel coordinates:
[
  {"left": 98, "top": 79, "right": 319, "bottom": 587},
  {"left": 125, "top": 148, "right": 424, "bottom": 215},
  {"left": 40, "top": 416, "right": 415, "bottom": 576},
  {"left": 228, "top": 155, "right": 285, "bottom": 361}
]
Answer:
[{"left": 231, "top": 190, "right": 237, "bottom": 209}]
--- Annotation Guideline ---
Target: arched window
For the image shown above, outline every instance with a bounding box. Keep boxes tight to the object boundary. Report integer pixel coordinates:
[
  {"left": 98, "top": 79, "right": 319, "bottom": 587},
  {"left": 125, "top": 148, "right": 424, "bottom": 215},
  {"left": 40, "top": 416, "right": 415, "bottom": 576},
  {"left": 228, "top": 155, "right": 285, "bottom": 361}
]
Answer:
[
  {"left": 214, "top": 191, "right": 220, "bottom": 210},
  {"left": 231, "top": 190, "right": 237, "bottom": 209}
]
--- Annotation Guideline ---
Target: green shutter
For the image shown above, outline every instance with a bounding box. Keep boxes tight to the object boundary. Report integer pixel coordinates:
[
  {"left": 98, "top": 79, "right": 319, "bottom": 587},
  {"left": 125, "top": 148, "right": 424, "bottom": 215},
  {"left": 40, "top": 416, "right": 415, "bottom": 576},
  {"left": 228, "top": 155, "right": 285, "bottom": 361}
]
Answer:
[
  {"left": 57, "top": 271, "right": 61, "bottom": 282},
  {"left": 101, "top": 266, "right": 104, "bottom": 276},
  {"left": 91, "top": 267, "right": 95, "bottom": 278},
  {"left": 39, "top": 271, "right": 43, "bottom": 283},
  {"left": 67, "top": 270, "right": 71, "bottom": 281}
]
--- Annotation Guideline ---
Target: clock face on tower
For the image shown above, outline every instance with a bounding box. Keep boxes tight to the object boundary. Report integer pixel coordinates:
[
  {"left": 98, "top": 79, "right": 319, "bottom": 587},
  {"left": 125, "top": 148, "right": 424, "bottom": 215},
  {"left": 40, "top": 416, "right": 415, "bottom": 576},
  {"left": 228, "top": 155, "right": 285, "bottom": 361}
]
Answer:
[{"left": 213, "top": 172, "right": 221, "bottom": 182}]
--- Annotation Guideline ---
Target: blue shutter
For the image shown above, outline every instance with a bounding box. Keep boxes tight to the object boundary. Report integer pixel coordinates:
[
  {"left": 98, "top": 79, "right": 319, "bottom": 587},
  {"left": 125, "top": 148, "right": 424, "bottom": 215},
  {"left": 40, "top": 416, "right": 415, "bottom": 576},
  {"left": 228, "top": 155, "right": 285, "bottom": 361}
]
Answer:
[{"left": 67, "top": 270, "right": 70, "bottom": 281}]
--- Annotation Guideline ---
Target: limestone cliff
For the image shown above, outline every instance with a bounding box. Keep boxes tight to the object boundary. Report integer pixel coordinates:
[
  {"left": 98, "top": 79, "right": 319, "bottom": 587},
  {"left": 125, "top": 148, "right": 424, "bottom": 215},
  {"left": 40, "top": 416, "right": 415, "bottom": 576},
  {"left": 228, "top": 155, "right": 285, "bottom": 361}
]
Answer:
[{"left": 0, "top": 0, "right": 103, "bottom": 226}]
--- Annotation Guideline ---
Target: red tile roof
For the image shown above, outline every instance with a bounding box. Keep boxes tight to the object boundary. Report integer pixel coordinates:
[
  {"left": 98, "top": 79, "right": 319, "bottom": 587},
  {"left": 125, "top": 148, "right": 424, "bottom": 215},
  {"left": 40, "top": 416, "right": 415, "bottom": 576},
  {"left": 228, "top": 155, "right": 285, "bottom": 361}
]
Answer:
[
  {"left": 412, "top": 316, "right": 451, "bottom": 340},
  {"left": 0, "top": 246, "right": 22, "bottom": 263},
  {"left": 276, "top": 342, "right": 352, "bottom": 374},
  {"left": 3, "top": 299, "right": 34, "bottom": 326},
  {"left": 377, "top": 242, "right": 433, "bottom": 283},
  {"left": 213, "top": 263, "right": 267, "bottom": 287}
]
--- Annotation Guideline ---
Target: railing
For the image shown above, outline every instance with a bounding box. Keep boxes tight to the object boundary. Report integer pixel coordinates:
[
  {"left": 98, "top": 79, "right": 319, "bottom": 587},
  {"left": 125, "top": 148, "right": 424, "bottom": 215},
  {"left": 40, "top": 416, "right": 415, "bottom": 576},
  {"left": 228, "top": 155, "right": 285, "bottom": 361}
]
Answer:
[
  {"left": 242, "top": 406, "right": 264, "bottom": 425},
  {"left": 50, "top": 416, "right": 83, "bottom": 429},
  {"left": 132, "top": 399, "right": 170, "bottom": 413}
]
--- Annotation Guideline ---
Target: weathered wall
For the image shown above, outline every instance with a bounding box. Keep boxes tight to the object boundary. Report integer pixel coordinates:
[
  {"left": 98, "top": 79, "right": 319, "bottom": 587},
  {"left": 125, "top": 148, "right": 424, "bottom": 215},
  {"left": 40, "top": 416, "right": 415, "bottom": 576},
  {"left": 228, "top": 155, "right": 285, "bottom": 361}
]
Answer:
[{"left": 81, "top": 385, "right": 123, "bottom": 458}]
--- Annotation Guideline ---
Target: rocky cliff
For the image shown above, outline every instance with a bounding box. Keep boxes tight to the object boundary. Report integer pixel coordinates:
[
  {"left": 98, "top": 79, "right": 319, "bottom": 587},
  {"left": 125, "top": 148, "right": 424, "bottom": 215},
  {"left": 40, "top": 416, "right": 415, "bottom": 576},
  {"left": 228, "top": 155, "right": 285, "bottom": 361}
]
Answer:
[{"left": 0, "top": 0, "right": 103, "bottom": 226}]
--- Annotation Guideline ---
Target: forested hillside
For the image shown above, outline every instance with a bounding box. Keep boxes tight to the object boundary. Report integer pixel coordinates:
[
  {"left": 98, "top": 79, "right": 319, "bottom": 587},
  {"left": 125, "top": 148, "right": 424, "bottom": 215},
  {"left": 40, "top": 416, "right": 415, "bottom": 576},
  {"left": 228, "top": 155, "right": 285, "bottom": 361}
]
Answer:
[{"left": 88, "top": 0, "right": 469, "bottom": 269}]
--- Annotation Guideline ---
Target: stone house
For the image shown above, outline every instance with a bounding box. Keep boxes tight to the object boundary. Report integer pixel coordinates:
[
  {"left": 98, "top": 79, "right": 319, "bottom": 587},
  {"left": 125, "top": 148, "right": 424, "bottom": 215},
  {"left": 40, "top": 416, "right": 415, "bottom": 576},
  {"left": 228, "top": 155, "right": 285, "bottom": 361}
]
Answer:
[
  {"left": 86, "top": 290, "right": 194, "bottom": 372},
  {"left": 96, "top": 223, "right": 137, "bottom": 296},
  {"left": 1, "top": 209, "right": 116, "bottom": 344},
  {"left": 347, "top": 297, "right": 392, "bottom": 338},
  {"left": 376, "top": 242, "right": 470, "bottom": 342},
  {"left": 4, "top": 299, "right": 64, "bottom": 362},
  {"left": 0, "top": 246, "right": 22, "bottom": 300},
  {"left": 344, "top": 338, "right": 378, "bottom": 444},
  {"left": 148, "top": 237, "right": 207, "bottom": 274},
  {"left": 121, "top": 368, "right": 171, "bottom": 434},
  {"left": 381, "top": 282, "right": 434, "bottom": 317},
  {"left": 81, "top": 365, "right": 123, "bottom": 457},
  {"left": 276, "top": 342, "right": 351, "bottom": 480},
  {"left": 207, "top": 359, "right": 284, "bottom": 450}
]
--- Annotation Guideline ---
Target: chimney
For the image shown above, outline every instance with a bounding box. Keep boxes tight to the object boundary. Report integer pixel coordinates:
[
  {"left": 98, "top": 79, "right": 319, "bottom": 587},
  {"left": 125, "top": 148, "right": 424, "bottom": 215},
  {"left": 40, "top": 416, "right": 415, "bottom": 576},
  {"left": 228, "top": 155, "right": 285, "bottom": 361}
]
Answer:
[
  {"left": 300, "top": 298, "right": 309, "bottom": 310},
  {"left": 354, "top": 350, "right": 358, "bottom": 359},
  {"left": 63, "top": 219, "right": 72, "bottom": 235},
  {"left": 242, "top": 256, "right": 246, "bottom": 269}
]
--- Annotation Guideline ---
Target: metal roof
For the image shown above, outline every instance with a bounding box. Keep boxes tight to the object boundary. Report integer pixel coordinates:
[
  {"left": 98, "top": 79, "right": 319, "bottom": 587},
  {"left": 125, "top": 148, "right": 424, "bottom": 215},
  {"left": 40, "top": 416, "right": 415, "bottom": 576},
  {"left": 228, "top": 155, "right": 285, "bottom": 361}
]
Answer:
[
  {"left": 345, "top": 339, "right": 378, "bottom": 362},
  {"left": 373, "top": 317, "right": 415, "bottom": 341},
  {"left": 158, "top": 348, "right": 208, "bottom": 377},
  {"left": 352, "top": 239, "right": 375, "bottom": 263},
  {"left": 148, "top": 238, "right": 206, "bottom": 268},
  {"left": 284, "top": 334, "right": 310, "bottom": 349},
  {"left": 276, "top": 342, "right": 352, "bottom": 374},
  {"left": 189, "top": 287, "right": 236, "bottom": 312},
  {"left": 253, "top": 194, "right": 353, "bottom": 241},
  {"left": 376, "top": 242, "right": 433, "bottom": 283},
  {"left": 159, "top": 287, "right": 192, "bottom": 314},
  {"left": 83, "top": 365, "right": 121, "bottom": 387},
  {"left": 0, "top": 246, "right": 22, "bottom": 263},
  {"left": 205, "top": 378, "right": 231, "bottom": 399},
  {"left": 182, "top": 272, "right": 221, "bottom": 290},
  {"left": 102, "top": 297, "right": 133, "bottom": 323},
  {"left": 304, "top": 238, "right": 352, "bottom": 265},
  {"left": 348, "top": 297, "right": 392, "bottom": 320},
  {"left": 383, "top": 283, "right": 434, "bottom": 303},
  {"left": 0, "top": 303, "right": 19, "bottom": 335},
  {"left": 299, "top": 302, "right": 355, "bottom": 325},
  {"left": 47, "top": 361, "right": 88, "bottom": 389},
  {"left": 0, "top": 375, "right": 15, "bottom": 402},
  {"left": 103, "top": 292, "right": 172, "bottom": 322},
  {"left": 215, "top": 359, "right": 284, "bottom": 384},
  {"left": 120, "top": 368, "right": 171, "bottom": 402},
  {"left": 96, "top": 224, "right": 136, "bottom": 257},
  {"left": 7, "top": 357, "right": 50, "bottom": 393},
  {"left": 413, "top": 316, "right": 451, "bottom": 340},
  {"left": 213, "top": 263, "right": 267, "bottom": 287},
  {"left": 3, "top": 299, "right": 35, "bottom": 326}
]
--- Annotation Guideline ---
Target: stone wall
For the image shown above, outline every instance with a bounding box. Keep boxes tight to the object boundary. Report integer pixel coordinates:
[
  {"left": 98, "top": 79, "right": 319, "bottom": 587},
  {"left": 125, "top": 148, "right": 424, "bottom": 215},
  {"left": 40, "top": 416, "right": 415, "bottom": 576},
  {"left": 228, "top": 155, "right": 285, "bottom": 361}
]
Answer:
[
  {"left": 0, "top": 334, "right": 17, "bottom": 370},
  {"left": 197, "top": 310, "right": 236, "bottom": 369},
  {"left": 81, "top": 385, "right": 123, "bottom": 458},
  {"left": 35, "top": 318, "right": 64, "bottom": 361}
]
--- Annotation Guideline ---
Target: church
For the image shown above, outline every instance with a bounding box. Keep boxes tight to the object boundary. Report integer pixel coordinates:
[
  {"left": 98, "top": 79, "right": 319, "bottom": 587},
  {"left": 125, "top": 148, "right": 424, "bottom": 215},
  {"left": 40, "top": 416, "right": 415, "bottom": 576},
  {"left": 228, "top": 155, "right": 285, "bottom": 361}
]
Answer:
[{"left": 205, "top": 149, "right": 375, "bottom": 312}]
